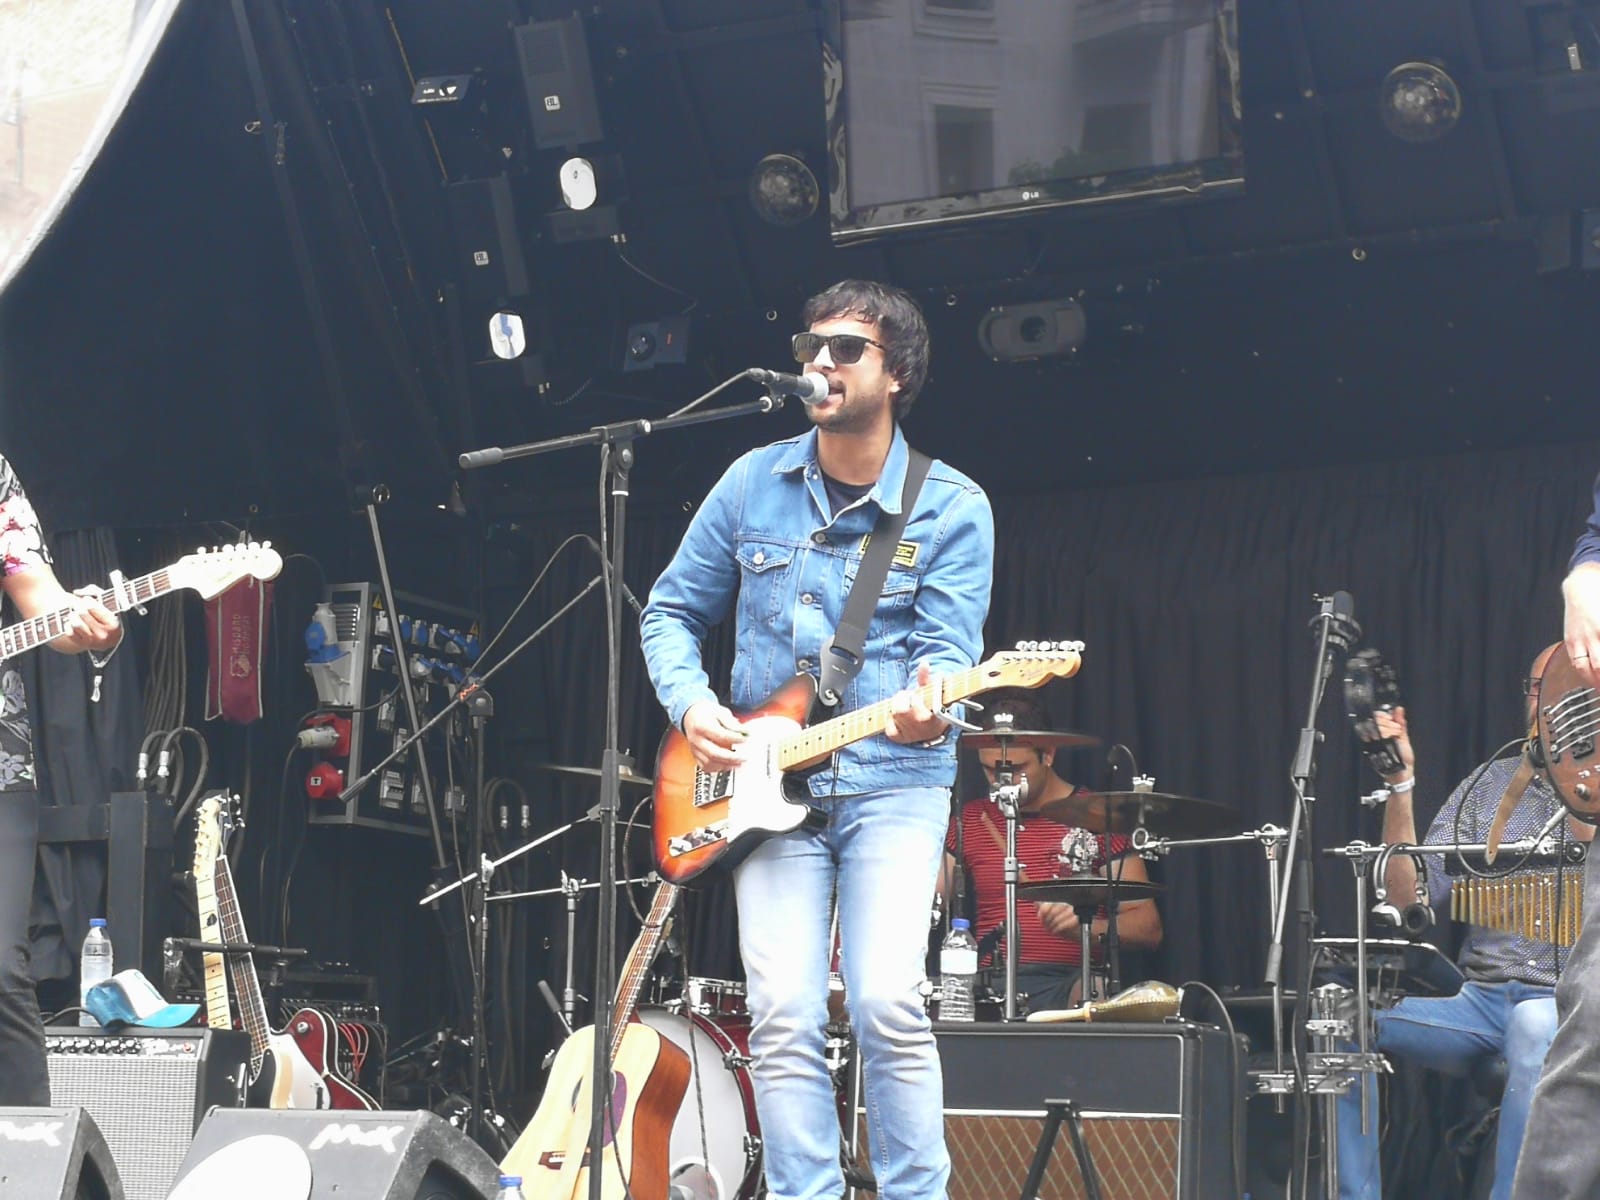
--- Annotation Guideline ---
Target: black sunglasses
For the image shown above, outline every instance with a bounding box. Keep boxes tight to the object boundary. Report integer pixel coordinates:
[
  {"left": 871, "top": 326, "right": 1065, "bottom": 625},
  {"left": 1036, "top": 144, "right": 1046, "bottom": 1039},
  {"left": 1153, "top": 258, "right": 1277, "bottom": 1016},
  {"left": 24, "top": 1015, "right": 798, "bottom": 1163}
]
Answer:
[{"left": 792, "top": 331, "right": 886, "bottom": 365}]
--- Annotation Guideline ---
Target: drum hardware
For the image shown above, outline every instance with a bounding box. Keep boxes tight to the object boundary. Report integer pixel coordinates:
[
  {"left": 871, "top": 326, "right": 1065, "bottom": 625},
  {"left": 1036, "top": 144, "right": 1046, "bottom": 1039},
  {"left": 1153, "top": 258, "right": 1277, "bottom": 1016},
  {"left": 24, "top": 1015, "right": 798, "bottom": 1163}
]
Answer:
[
  {"left": 536, "top": 761, "right": 656, "bottom": 789},
  {"left": 1038, "top": 787, "right": 1242, "bottom": 838}
]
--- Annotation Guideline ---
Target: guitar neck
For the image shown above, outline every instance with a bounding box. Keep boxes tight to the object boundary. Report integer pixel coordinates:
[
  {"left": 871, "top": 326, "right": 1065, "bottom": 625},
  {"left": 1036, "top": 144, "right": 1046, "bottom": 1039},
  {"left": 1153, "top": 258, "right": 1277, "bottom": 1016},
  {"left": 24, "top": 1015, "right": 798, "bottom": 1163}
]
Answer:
[
  {"left": 777, "top": 662, "right": 991, "bottom": 769},
  {"left": 211, "top": 856, "right": 271, "bottom": 1070},
  {"left": 608, "top": 882, "right": 679, "bottom": 1062},
  {"left": 193, "top": 861, "right": 231, "bottom": 1031},
  {"left": 0, "top": 567, "right": 175, "bottom": 659}
]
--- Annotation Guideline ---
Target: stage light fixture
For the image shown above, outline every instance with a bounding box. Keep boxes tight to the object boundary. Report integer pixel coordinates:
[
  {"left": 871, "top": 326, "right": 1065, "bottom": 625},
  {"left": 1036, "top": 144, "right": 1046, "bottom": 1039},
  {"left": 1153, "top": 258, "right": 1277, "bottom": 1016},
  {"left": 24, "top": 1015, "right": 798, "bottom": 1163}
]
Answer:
[
  {"left": 559, "top": 156, "right": 599, "bottom": 211},
  {"left": 489, "top": 311, "right": 526, "bottom": 360},
  {"left": 978, "top": 299, "right": 1087, "bottom": 362},
  {"left": 749, "top": 153, "right": 820, "bottom": 227},
  {"left": 411, "top": 73, "right": 475, "bottom": 106},
  {"left": 1379, "top": 61, "right": 1462, "bottom": 143}
]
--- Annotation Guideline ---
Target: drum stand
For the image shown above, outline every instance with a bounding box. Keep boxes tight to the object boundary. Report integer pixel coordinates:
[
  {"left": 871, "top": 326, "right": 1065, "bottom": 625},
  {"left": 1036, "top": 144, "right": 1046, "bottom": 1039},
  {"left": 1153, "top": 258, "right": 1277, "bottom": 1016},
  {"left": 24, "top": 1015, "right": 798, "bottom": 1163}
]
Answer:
[{"left": 991, "top": 764, "right": 1027, "bottom": 1022}]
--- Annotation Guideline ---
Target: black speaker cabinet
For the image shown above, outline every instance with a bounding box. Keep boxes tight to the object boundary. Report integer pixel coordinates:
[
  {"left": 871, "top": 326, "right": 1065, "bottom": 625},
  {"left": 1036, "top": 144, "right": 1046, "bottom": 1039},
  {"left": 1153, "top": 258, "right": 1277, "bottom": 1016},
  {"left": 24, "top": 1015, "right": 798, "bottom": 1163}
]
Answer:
[
  {"left": 0, "top": 1106, "right": 124, "bottom": 1200},
  {"left": 167, "top": 1110, "right": 501, "bottom": 1199},
  {"left": 514, "top": 15, "right": 604, "bottom": 148},
  {"left": 45, "top": 1026, "right": 249, "bottom": 1200},
  {"left": 851, "top": 1022, "right": 1247, "bottom": 1200}
]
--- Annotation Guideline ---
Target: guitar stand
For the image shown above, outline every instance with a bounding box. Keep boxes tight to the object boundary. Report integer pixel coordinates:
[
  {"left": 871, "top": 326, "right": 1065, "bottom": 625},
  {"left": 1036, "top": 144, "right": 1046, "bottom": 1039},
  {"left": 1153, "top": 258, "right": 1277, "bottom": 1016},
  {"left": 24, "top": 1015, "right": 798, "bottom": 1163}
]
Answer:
[
  {"left": 1019, "top": 1098, "right": 1103, "bottom": 1200},
  {"left": 162, "top": 936, "right": 307, "bottom": 1000}
]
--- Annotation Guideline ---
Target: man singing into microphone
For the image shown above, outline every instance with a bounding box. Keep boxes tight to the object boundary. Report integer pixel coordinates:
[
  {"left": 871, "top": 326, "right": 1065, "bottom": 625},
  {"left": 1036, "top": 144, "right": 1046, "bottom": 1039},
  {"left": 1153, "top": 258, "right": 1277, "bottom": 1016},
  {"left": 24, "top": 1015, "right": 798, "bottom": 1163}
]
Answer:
[{"left": 641, "top": 279, "right": 994, "bottom": 1200}]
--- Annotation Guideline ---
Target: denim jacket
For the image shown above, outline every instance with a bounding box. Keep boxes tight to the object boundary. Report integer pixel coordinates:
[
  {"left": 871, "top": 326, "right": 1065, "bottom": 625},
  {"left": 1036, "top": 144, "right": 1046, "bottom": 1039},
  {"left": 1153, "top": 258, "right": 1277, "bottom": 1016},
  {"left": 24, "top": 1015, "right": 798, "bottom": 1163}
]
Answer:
[{"left": 640, "top": 425, "right": 994, "bottom": 795}]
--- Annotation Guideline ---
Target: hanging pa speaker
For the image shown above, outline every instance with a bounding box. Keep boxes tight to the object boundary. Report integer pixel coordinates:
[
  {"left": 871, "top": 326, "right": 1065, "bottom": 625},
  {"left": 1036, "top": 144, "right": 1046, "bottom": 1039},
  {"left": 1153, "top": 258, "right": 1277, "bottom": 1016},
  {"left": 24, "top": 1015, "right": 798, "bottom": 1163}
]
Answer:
[
  {"left": 514, "top": 15, "right": 604, "bottom": 148},
  {"left": 0, "top": 1106, "right": 124, "bottom": 1200},
  {"left": 165, "top": 1109, "right": 501, "bottom": 1199}
]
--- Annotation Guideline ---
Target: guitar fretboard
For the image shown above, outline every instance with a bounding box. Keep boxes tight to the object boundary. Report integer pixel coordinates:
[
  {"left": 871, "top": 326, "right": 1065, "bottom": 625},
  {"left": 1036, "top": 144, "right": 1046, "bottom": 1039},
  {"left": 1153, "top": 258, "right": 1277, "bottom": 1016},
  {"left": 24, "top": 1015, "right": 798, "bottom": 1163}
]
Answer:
[
  {"left": 0, "top": 569, "right": 174, "bottom": 660},
  {"left": 777, "top": 661, "right": 995, "bottom": 769},
  {"left": 609, "top": 882, "right": 679, "bottom": 1063},
  {"left": 211, "top": 855, "right": 270, "bottom": 1076},
  {"left": 193, "top": 851, "right": 231, "bottom": 1031}
]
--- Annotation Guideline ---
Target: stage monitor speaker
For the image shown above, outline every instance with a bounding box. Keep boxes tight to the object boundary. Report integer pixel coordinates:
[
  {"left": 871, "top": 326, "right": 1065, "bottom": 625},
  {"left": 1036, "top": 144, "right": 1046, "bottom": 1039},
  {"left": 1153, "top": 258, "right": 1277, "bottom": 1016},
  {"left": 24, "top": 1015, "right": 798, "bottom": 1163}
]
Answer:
[
  {"left": 166, "top": 1109, "right": 501, "bottom": 1199},
  {"left": 0, "top": 1106, "right": 124, "bottom": 1200},
  {"left": 851, "top": 1021, "right": 1246, "bottom": 1200},
  {"left": 514, "top": 15, "right": 604, "bottom": 148},
  {"left": 45, "top": 1025, "right": 249, "bottom": 1200}
]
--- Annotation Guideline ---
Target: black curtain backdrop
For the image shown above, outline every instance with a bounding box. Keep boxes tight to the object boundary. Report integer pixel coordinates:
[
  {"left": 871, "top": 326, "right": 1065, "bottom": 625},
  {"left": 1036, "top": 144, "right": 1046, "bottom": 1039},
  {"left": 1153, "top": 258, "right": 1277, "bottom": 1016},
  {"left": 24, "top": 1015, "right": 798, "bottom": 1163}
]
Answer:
[{"left": 490, "top": 435, "right": 1595, "bottom": 1043}]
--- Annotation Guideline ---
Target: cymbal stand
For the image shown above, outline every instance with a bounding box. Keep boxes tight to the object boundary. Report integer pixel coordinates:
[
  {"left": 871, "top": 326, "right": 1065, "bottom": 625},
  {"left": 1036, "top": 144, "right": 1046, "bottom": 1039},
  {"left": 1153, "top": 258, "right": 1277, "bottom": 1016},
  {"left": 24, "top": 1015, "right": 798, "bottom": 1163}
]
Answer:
[
  {"left": 1134, "top": 823, "right": 1289, "bottom": 1108},
  {"left": 991, "top": 763, "right": 1027, "bottom": 1022}
]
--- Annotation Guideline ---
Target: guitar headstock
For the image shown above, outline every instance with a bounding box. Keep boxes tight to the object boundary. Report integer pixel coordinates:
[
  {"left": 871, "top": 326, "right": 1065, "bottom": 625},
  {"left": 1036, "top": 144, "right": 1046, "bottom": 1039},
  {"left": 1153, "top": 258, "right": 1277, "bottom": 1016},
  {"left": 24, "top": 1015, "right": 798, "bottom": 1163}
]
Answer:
[
  {"left": 193, "top": 793, "right": 242, "bottom": 876},
  {"left": 979, "top": 641, "right": 1086, "bottom": 690},
  {"left": 169, "top": 542, "right": 284, "bottom": 600}
]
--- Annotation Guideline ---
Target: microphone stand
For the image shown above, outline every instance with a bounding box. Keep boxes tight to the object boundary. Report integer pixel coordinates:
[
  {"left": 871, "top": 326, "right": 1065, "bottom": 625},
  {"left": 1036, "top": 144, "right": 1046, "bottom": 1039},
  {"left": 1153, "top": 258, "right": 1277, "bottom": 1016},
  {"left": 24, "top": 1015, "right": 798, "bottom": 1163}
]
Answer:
[
  {"left": 1261, "top": 593, "right": 1359, "bottom": 1198},
  {"left": 459, "top": 376, "right": 786, "bottom": 1200},
  {"left": 338, "top": 553, "right": 602, "bottom": 1145}
]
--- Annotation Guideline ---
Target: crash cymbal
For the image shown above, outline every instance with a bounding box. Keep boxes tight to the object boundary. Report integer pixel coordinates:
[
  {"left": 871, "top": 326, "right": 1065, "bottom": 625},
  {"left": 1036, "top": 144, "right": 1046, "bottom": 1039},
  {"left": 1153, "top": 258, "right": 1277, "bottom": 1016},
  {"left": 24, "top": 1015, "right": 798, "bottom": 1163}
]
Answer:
[
  {"left": 1036, "top": 789, "right": 1240, "bottom": 838},
  {"left": 1016, "top": 879, "right": 1164, "bottom": 907},
  {"left": 960, "top": 729, "right": 1102, "bottom": 752},
  {"left": 537, "top": 762, "right": 655, "bottom": 789}
]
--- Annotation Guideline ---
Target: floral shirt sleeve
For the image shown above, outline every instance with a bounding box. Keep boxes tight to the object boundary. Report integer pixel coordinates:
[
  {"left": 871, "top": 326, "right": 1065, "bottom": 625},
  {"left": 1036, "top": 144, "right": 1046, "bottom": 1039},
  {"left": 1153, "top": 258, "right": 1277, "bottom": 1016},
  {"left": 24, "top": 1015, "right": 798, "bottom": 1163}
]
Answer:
[
  {"left": 0, "top": 455, "right": 44, "bottom": 791},
  {"left": 0, "top": 456, "right": 50, "bottom": 577}
]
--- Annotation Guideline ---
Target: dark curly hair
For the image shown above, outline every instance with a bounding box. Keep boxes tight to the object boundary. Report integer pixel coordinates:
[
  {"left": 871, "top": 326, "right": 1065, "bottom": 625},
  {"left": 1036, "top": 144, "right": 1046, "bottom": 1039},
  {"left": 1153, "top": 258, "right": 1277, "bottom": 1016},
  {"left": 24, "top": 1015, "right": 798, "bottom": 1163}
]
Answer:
[{"left": 800, "top": 279, "right": 930, "bottom": 420}]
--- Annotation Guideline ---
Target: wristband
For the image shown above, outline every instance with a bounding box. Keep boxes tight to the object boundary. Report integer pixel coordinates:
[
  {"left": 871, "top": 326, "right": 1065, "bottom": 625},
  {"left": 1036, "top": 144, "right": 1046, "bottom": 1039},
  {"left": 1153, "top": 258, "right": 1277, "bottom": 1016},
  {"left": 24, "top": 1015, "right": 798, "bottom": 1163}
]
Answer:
[{"left": 1387, "top": 776, "right": 1415, "bottom": 795}]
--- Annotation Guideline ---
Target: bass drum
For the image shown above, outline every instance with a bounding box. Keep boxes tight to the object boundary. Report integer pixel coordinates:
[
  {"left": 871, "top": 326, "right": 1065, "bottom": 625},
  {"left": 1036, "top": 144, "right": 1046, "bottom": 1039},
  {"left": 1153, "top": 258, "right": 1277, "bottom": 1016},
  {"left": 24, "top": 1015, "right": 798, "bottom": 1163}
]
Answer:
[{"left": 636, "top": 1007, "right": 761, "bottom": 1200}]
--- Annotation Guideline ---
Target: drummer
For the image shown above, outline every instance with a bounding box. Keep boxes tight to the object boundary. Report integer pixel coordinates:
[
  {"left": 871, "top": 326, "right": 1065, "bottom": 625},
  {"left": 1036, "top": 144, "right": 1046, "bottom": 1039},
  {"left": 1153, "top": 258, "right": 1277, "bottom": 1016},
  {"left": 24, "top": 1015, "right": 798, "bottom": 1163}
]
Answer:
[{"left": 939, "top": 692, "right": 1162, "bottom": 1014}]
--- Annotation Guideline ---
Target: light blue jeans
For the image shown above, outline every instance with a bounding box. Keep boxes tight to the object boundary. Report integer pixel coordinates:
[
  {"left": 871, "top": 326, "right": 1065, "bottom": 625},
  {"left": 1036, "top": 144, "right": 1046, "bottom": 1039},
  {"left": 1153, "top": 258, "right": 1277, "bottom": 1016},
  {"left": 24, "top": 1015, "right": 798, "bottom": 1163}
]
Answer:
[
  {"left": 733, "top": 786, "right": 950, "bottom": 1200},
  {"left": 1337, "top": 980, "right": 1557, "bottom": 1200}
]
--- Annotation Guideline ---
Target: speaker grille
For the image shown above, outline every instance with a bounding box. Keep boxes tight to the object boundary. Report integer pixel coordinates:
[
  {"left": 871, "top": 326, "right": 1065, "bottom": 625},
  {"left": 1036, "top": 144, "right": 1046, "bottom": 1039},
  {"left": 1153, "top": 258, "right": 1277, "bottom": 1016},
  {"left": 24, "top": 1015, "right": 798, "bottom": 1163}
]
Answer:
[
  {"left": 49, "top": 1053, "right": 195, "bottom": 1200},
  {"left": 944, "top": 1113, "right": 1180, "bottom": 1200},
  {"left": 46, "top": 1030, "right": 247, "bottom": 1200}
]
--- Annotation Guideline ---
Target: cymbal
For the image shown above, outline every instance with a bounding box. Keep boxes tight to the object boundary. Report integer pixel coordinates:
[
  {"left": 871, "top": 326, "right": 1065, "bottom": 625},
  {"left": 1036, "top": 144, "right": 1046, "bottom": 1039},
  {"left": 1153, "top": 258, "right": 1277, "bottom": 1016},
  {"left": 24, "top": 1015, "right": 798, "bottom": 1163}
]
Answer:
[
  {"left": 537, "top": 763, "right": 655, "bottom": 789},
  {"left": 1016, "top": 879, "right": 1164, "bottom": 907},
  {"left": 960, "top": 729, "right": 1102, "bottom": 752},
  {"left": 1035, "top": 789, "right": 1240, "bottom": 837}
]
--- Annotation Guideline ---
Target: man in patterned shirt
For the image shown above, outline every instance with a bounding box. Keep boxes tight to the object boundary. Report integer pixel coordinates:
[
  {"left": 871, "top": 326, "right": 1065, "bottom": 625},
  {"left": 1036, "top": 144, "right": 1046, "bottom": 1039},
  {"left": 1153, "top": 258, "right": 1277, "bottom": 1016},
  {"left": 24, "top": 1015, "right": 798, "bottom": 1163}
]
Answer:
[
  {"left": 0, "top": 453, "right": 121, "bottom": 1106},
  {"left": 1337, "top": 644, "right": 1590, "bottom": 1200}
]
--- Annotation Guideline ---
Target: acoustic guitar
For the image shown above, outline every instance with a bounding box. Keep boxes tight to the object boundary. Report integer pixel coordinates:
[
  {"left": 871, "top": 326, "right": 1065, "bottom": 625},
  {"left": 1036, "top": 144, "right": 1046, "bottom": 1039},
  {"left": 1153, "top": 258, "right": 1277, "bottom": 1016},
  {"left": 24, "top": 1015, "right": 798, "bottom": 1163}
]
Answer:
[{"left": 500, "top": 882, "right": 690, "bottom": 1200}]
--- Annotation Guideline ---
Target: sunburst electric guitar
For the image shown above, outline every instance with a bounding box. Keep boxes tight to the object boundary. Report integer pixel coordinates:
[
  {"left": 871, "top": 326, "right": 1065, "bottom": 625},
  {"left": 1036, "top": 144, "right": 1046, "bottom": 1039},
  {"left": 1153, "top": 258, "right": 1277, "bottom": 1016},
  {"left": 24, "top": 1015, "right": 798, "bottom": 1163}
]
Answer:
[
  {"left": 500, "top": 882, "right": 690, "bottom": 1200},
  {"left": 194, "top": 795, "right": 330, "bottom": 1110},
  {"left": 651, "top": 642, "right": 1084, "bottom": 884}
]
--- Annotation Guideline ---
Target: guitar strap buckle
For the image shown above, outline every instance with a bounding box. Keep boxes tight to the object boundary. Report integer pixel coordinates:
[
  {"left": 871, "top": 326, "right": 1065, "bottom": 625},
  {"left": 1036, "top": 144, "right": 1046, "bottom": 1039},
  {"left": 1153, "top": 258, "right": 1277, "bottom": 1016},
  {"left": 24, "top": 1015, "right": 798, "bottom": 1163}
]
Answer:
[{"left": 816, "top": 635, "right": 862, "bottom": 709}]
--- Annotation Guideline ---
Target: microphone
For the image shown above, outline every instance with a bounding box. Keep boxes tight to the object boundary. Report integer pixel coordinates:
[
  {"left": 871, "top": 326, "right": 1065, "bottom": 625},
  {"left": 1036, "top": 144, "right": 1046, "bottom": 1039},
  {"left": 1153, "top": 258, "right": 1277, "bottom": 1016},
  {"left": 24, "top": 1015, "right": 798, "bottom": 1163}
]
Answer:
[
  {"left": 746, "top": 367, "right": 829, "bottom": 405},
  {"left": 1323, "top": 589, "right": 1361, "bottom": 653}
]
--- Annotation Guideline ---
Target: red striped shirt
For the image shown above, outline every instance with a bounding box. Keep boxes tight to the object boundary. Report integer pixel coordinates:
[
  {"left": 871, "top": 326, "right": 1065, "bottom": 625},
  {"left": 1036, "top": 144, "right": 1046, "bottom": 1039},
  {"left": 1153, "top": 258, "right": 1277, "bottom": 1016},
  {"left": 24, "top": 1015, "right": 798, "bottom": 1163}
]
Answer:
[{"left": 946, "top": 797, "right": 1131, "bottom": 968}]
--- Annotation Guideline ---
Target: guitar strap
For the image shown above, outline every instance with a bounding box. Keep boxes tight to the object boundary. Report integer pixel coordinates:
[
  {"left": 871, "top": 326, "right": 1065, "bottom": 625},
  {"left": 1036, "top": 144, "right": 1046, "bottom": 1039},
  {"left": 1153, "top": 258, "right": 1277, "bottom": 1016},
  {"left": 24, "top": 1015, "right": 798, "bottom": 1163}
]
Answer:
[{"left": 817, "top": 448, "right": 932, "bottom": 708}]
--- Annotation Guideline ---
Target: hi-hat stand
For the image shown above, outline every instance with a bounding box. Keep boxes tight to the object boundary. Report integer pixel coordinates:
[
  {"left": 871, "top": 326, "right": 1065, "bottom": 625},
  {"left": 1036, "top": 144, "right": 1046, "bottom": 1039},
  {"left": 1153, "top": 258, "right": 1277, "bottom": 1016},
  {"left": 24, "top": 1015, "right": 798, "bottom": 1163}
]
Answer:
[{"left": 459, "top": 373, "right": 786, "bottom": 1200}]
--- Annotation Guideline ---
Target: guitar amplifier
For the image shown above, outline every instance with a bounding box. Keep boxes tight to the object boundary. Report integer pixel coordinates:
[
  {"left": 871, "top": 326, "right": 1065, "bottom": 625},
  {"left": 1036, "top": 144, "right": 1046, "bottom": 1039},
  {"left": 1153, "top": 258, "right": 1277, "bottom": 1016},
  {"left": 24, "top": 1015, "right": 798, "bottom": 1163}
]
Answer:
[
  {"left": 45, "top": 1025, "right": 250, "bottom": 1200},
  {"left": 850, "top": 1022, "right": 1247, "bottom": 1200}
]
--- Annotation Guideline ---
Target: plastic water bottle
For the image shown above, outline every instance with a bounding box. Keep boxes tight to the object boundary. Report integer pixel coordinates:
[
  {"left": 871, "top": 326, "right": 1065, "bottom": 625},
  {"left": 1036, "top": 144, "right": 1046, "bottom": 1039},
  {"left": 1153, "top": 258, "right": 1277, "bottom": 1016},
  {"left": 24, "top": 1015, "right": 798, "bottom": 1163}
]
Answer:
[
  {"left": 79, "top": 919, "right": 112, "bottom": 1027},
  {"left": 939, "top": 918, "right": 978, "bottom": 1022},
  {"left": 494, "top": 1176, "right": 526, "bottom": 1200}
]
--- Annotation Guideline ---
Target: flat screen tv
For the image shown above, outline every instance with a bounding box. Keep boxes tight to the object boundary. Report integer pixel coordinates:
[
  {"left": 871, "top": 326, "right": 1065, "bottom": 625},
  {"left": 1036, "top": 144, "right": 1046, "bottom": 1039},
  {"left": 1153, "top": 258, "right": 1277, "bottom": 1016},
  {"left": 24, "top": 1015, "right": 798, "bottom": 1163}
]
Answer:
[{"left": 824, "top": 0, "right": 1242, "bottom": 244}]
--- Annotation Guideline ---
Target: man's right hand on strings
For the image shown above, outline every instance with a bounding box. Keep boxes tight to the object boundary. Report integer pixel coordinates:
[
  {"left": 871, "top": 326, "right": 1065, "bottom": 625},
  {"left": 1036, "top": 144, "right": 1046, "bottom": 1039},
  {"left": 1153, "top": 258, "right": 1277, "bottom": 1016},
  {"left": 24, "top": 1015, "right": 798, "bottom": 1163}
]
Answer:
[{"left": 682, "top": 700, "right": 747, "bottom": 772}]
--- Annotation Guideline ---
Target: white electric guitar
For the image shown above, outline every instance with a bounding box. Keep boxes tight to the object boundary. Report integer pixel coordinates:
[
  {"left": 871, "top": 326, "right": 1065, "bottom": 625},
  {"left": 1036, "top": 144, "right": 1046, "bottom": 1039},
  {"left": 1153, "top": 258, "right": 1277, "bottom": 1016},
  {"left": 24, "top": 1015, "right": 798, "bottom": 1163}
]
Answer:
[
  {"left": 194, "top": 795, "right": 328, "bottom": 1109},
  {"left": 0, "top": 542, "right": 282, "bottom": 661}
]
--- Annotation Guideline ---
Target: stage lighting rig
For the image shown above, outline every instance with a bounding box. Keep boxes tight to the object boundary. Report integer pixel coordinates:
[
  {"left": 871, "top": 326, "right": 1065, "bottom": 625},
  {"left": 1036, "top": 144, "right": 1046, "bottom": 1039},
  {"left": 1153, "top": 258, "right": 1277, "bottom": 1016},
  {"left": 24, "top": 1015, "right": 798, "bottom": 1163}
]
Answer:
[{"left": 1379, "top": 61, "right": 1462, "bottom": 143}]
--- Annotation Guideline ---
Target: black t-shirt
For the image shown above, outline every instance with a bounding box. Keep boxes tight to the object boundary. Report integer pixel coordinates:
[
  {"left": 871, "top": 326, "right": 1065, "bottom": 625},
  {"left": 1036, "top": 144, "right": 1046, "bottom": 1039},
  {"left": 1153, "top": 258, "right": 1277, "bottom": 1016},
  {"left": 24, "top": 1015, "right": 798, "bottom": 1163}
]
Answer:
[{"left": 821, "top": 470, "right": 873, "bottom": 517}]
